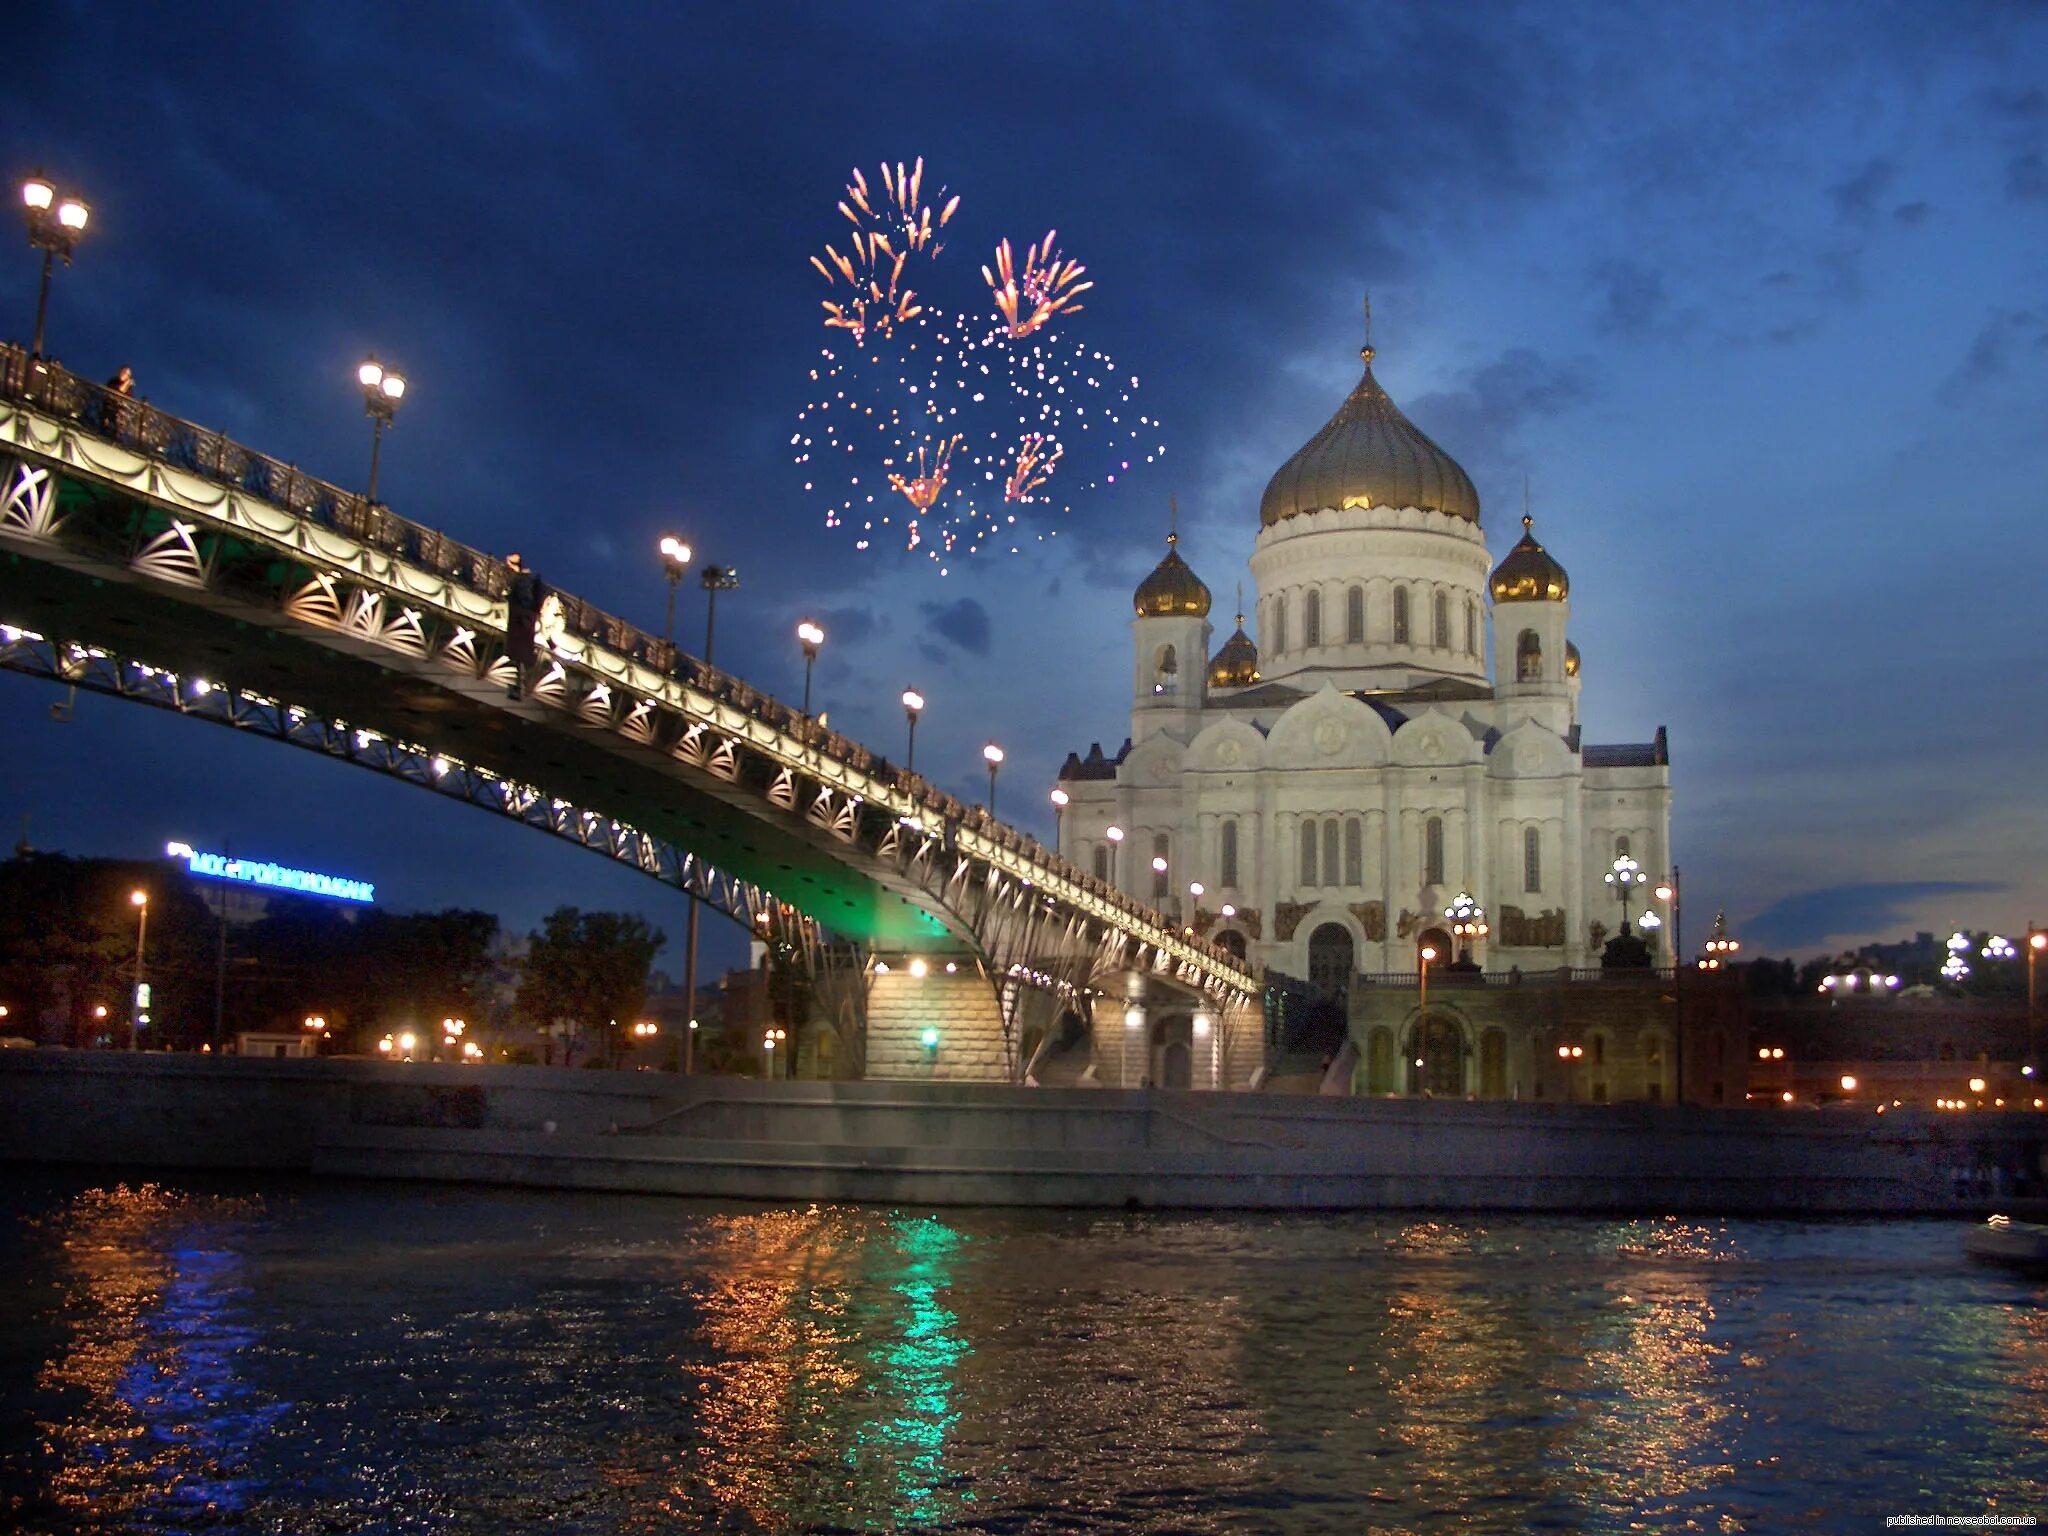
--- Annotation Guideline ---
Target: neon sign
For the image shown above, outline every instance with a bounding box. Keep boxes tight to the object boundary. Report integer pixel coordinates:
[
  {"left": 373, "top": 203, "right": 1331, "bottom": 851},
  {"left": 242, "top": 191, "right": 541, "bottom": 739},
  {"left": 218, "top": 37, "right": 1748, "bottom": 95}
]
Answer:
[{"left": 164, "top": 841, "right": 375, "bottom": 904}]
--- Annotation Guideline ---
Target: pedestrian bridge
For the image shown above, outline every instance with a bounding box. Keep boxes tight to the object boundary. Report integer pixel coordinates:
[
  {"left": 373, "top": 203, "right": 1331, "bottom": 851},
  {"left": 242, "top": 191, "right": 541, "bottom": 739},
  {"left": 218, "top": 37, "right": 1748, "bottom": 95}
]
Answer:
[{"left": 0, "top": 345, "right": 1258, "bottom": 1084}]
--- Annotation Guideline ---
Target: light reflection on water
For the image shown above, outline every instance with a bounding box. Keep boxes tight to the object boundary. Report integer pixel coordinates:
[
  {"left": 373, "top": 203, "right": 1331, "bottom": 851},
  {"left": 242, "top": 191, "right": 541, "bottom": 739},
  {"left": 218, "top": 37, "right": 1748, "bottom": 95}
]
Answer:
[{"left": 1, "top": 1175, "right": 2044, "bottom": 1533}]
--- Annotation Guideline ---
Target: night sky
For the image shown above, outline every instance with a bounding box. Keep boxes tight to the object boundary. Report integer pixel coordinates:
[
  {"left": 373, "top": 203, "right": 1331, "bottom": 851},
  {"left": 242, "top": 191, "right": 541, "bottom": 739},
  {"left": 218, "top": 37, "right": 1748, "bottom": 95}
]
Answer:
[{"left": 3, "top": 2, "right": 2044, "bottom": 974}]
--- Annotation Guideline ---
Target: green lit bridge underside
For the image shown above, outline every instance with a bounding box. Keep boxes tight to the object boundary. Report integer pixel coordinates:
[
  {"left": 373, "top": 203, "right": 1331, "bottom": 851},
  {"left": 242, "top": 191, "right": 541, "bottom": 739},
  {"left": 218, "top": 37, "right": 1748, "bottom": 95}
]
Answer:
[{"left": 0, "top": 380, "right": 1257, "bottom": 1007}]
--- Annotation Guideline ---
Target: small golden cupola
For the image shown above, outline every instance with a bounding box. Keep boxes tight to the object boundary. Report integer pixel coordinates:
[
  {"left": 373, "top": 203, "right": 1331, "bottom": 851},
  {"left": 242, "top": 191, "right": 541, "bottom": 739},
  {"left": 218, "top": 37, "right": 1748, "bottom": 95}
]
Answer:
[
  {"left": 1133, "top": 526, "right": 1212, "bottom": 618},
  {"left": 1489, "top": 514, "right": 1570, "bottom": 603},
  {"left": 1565, "top": 639, "right": 1581, "bottom": 677},
  {"left": 1208, "top": 588, "right": 1260, "bottom": 688}
]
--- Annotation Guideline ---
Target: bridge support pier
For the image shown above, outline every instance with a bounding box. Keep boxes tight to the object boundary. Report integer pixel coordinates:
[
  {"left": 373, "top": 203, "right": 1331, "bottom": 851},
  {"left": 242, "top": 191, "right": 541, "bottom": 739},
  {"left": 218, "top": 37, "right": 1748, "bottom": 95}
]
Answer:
[{"left": 866, "top": 969, "right": 1011, "bottom": 1083}]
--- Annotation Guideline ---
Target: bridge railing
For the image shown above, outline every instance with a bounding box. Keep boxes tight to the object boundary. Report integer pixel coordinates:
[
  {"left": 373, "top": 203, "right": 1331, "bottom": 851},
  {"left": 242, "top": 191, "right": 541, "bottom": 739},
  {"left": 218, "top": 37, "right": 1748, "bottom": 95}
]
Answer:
[{"left": 0, "top": 344, "right": 1244, "bottom": 979}]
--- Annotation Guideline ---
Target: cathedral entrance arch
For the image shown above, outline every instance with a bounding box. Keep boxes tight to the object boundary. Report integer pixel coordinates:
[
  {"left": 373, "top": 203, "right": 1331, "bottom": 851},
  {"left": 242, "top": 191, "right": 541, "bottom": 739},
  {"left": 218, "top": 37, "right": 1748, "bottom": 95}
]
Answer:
[
  {"left": 1417, "top": 925, "right": 1453, "bottom": 964},
  {"left": 1308, "top": 923, "right": 1354, "bottom": 998}
]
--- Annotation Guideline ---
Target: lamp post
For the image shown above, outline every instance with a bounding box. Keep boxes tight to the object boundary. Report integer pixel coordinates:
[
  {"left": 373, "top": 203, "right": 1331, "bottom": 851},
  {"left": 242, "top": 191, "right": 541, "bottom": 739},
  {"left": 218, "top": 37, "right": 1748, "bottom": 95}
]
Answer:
[
  {"left": 700, "top": 564, "right": 740, "bottom": 664},
  {"left": 901, "top": 689, "right": 924, "bottom": 771},
  {"left": 356, "top": 356, "right": 408, "bottom": 504},
  {"left": 20, "top": 173, "right": 90, "bottom": 358},
  {"left": 983, "top": 742, "right": 1004, "bottom": 816},
  {"left": 1605, "top": 854, "right": 1649, "bottom": 933},
  {"left": 683, "top": 557, "right": 740, "bottom": 1077},
  {"left": 1106, "top": 824, "right": 1124, "bottom": 890},
  {"left": 1444, "top": 891, "right": 1488, "bottom": 967},
  {"left": 1049, "top": 787, "right": 1068, "bottom": 850},
  {"left": 2028, "top": 927, "right": 2046, "bottom": 1068},
  {"left": 658, "top": 536, "right": 692, "bottom": 647},
  {"left": 1941, "top": 930, "right": 1972, "bottom": 988},
  {"left": 1648, "top": 870, "right": 1683, "bottom": 1103},
  {"left": 796, "top": 620, "right": 825, "bottom": 717},
  {"left": 128, "top": 888, "right": 149, "bottom": 1052},
  {"left": 1557, "top": 1042, "right": 1584, "bottom": 1103},
  {"left": 1415, "top": 943, "right": 1439, "bottom": 1095},
  {"left": 1699, "top": 911, "right": 1741, "bottom": 971}
]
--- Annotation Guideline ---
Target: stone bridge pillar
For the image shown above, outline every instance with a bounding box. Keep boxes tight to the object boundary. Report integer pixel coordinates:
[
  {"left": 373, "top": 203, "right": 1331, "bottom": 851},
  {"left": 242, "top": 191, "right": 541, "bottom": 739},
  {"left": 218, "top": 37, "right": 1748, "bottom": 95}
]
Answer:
[{"left": 866, "top": 969, "right": 1010, "bottom": 1082}]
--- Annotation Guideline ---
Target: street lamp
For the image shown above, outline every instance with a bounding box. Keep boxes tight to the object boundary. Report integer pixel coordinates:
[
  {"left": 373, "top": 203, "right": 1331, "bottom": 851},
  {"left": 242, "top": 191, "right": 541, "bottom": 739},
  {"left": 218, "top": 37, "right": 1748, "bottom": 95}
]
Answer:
[
  {"left": 128, "top": 888, "right": 149, "bottom": 1052},
  {"left": 1416, "top": 942, "right": 1438, "bottom": 1095},
  {"left": 356, "top": 356, "right": 408, "bottom": 504},
  {"left": 700, "top": 564, "right": 740, "bottom": 665},
  {"left": 983, "top": 742, "right": 1004, "bottom": 816},
  {"left": 1106, "top": 824, "right": 1124, "bottom": 888},
  {"left": 796, "top": 620, "right": 825, "bottom": 717},
  {"left": 1699, "top": 910, "right": 1741, "bottom": 970},
  {"left": 1941, "top": 931, "right": 1972, "bottom": 986},
  {"left": 2028, "top": 928, "right": 2046, "bottom": 1066},
  {"left": 1444, "top": 891, "right": 1488, "bottom": 967},
  {"left": 658, "top": 536, "right": 692, "bottom": 647},
  {"left": 1605, "top": 854, "right": 1649, "bottom": 932},
  {"left": 20, "top": 172, "right": 90, "bottom": 358},
  {"left": 1557, "top": 1042, "right": 1584, "bottom": 1102},
  {"left": 1049, "top": 786, "right": 1068, "bottom": 847},
  {"left": 901, "top": 688, "right": 924, "bottom": 771}
]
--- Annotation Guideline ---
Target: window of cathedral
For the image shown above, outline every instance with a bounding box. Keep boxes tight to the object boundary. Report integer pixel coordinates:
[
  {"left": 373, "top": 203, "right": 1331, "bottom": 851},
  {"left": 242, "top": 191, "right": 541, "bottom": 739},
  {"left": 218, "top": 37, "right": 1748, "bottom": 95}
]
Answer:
[
  {"left": 1424, "top": 816, "right": 1445, "bottom": 887},
  {"left": 1220, "top": 819, "right": 1239, "bottom": 889},
  {"left": 1465, "top": 599, "right": 1477, "bottom": 654},
  {"left": 1516, "top": 628, "right": 1542, "bottom": 682},
  {"left": 1524, "top": 825, "right": 1541, "bottom": 893},
  {"left": 1344, "top": 818, "right": 1363, "bottom": 886},
  {"left": 1154, "top": 643, "right": 1177, "bottom": 695},
  {"left": 1093, "top": 845, "right": 1109, "bottom": 882},
  {"left": 1152, "top": 833, "right": 1170, "bottom": 899},
  {"left": 1274, "top": 594, "right": 1288, "bottom": 655},
  {"left": 1346, "top": 586, "right": 1365, "bottom": 642},
  {"left": 1433, "top": 592, "right": 1449, "bottom": 649},
  {"left": 1304, "top": 589, "right": 1322, "bottom": 647},
  {"left": 1322, "top": 820, "right": 1339, "bottom": 886},
  {"left": 1591, "top": 1033, "right": 1606, "bottom": 1066},
  {"left": 1393, "top": 588, "right": 1410, "bottom": 644},
  {"left": 1217, "top": 929, "right": 1247, "bottom": 960},
  {"left": 1299, "top": 819, "right": 1317, "bottom": 886},
  {"left": 1615, "top": 833, "right": 1630, "bottom": 859}
]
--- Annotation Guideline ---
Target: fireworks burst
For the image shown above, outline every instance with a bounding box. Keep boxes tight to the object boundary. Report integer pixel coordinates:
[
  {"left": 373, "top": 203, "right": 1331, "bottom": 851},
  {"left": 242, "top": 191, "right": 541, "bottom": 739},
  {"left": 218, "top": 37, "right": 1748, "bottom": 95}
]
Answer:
[
  {"left": 983, "top": 231, "right": 1092, "bottom": 339},
  {"left": 794, "top": 162, "right": 1162, "bottom": 572}
]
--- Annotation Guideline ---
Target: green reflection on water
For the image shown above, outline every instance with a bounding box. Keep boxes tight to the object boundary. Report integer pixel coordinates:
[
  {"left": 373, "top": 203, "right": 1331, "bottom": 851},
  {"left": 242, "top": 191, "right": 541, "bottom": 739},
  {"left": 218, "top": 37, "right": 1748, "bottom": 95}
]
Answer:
[{"left": 848, "top": 1215, "right": 969, "bottom": 1528}]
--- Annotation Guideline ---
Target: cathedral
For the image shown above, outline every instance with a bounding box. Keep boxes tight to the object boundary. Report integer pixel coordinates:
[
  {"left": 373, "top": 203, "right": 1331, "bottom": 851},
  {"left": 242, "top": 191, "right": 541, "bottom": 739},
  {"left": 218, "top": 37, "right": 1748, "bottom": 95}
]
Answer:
[{"left": 1056, "top": 327, "right": 1673, "bottom": 1053}]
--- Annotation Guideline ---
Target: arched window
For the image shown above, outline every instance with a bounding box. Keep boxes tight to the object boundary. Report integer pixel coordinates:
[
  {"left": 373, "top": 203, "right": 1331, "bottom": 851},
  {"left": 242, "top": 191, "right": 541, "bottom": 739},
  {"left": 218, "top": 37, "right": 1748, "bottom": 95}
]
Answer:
[
  {"left": 1424, "top": 816, "right": 1444, "bottom": 886},
  {"left": 1346, "top": 586, "right": 1365, "bottom": 642},
  {"left": 1393, "top": 588, "right": 1410, "bottom": 644},
  {"left": 1273, "top": 594, "right": 1288, "bottom": 655},
  {"left": 1465, "top": 600, "right": 1477, "bottom": 654},
  {"left": 1154, "top": 643, "right": 1177, "bottom": 695},
  {"left": 1516, "top": 628, "right": 1542, "bottom": 682},
  {"left": 1615, "top": 833, "right": 1630, "bottom": 859},
  {"left": 1219, "top": 819, "right": 1239, "bottom": 889},
  {"left": 1433, "top": 592, "right": 1449, "bottom": 648},
  {"left": 1304, "top": 590, "right": 1322, "bottom": 647},
  {"left": 1523, "top": 825, "right": 1541, "bottom": 893},
  {"left": 1344, "top": 818, "right": 1363, "bottom": 887},
  {"left": 1299, "top": 819, "right": 1317, "bottom": 886},
  {"left": 1216, "top": 929, "right": 1247, "bottom": 959},
  {"left": 1093, "top": 845, "right": 1109, "bottom": 882},
  {"left": 1323, "top": 820, "right": 1339, "bottom": 886},
  {"left": 1152, "top": 832, "right": 1170, "bottom": 899}
]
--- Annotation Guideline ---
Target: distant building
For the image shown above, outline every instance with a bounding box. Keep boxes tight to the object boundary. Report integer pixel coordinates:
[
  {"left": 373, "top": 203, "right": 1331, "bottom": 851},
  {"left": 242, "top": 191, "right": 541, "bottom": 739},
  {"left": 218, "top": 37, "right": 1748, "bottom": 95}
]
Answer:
[{"left": 1058, "top": 325, "right": 1675, "bottom": 1097}]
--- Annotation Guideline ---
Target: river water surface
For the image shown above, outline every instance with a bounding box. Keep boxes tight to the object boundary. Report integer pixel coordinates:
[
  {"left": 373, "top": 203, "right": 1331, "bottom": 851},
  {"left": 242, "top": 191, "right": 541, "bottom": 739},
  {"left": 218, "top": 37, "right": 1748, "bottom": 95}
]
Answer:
[{"left": 0, "top": 1172, "right": 2042, "bottom": 1533}]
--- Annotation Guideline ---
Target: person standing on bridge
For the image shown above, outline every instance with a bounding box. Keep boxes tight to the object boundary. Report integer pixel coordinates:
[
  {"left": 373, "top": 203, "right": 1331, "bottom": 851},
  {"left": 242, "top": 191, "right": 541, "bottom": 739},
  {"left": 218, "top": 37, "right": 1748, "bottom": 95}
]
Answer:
[
  {"left": 505, "top": 552, "right": 543, "bottom": 698},
  {"left": 100, "top": 365, "right": 135, "bottom": 440}
]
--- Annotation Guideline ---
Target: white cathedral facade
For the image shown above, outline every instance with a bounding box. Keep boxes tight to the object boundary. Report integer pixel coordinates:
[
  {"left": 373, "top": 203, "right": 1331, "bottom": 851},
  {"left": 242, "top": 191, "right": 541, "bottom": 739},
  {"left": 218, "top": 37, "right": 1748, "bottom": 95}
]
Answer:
[{"left": 1056, "top": 334, "right": 1672, "bottom": 992}]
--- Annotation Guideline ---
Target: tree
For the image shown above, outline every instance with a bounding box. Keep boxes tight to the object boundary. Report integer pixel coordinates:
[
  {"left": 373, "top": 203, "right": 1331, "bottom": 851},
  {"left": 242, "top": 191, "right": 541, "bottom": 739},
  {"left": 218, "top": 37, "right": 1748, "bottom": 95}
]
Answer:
[{"left": 516, "top": 907, "right": 666, "bottom": 1066}]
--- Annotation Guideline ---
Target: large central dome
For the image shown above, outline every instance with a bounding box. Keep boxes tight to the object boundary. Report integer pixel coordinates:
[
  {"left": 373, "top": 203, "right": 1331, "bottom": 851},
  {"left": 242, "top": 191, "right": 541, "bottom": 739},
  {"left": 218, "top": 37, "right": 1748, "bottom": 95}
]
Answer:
[{"left": 1259, "top": 345, "right": 1481, "bottom": 527}]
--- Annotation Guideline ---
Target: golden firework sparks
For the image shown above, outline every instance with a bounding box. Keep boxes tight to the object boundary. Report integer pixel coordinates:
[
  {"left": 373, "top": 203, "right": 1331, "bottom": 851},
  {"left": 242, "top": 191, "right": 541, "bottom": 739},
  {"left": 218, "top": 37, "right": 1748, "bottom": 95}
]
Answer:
[
  {"left": 888, "top": 435, "right": 962, "bottom": 511},
  {"left": 982, "top": 231, "right": 1093, "bottom": 339},
  {"left": 1004, "top": 433, "right": 1065, "bottom": 502}
]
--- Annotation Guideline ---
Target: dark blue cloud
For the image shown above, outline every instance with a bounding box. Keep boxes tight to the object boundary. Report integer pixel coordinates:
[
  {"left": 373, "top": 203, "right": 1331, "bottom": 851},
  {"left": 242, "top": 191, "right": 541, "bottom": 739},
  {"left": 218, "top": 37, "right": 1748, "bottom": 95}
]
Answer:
[
  {"left": 920, "top": 599, "right": 991, "bottom": 656},
  {"left": 1743, "top": 883, "right": 2006, "bottom": 953}
]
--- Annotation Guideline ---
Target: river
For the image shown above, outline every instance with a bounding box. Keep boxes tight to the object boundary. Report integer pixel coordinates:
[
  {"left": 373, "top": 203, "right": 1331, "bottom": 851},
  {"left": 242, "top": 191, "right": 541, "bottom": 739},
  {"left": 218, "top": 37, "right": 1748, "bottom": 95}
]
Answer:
[{"left": 0, "top": 1172, "right": 2041, "bottom": 1533}]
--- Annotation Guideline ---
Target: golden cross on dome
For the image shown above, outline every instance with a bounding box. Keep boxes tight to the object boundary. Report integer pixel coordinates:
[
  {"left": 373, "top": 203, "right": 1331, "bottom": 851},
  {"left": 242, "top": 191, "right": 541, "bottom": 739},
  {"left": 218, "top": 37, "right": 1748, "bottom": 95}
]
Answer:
[
  {"left": 1168, "top": 493, "right": 1179, "bottom": 546},
  {"left": 1236, "top": 581, "right": 1245, "bottom": 626}
]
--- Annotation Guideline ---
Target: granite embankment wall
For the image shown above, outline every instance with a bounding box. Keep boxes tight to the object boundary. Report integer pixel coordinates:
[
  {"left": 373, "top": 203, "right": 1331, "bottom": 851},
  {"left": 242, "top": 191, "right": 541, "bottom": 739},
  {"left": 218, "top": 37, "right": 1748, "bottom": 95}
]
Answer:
[{"left": 2, "top": 1051, "right": 2041, "bottom": 1213}]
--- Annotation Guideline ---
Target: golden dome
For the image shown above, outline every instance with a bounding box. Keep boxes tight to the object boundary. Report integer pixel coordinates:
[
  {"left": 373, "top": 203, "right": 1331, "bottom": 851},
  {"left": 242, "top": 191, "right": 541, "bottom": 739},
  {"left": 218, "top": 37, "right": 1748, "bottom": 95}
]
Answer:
[
  {"left": 1133, "top": 531, "right": 1212, "bottom": 618},
  {"left": 1565, "top": 639, "right": 1581, "bottom": 677},
  {"left": 1259, "top": 344, "right": 1480, "bottom": 527},
  {"left": 1207, "top": 615, "right": 1260, "bottom": 688},
  {"left": 1490, "top": 515, "right": 1569, "bottom": 603}
]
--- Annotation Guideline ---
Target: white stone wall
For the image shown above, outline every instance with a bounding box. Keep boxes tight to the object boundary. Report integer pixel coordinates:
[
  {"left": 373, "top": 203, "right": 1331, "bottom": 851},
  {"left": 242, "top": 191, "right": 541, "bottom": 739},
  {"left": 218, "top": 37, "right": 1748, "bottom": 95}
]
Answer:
[{"left": 866, "top": 971, "right": 1012, "bottom": 1083}]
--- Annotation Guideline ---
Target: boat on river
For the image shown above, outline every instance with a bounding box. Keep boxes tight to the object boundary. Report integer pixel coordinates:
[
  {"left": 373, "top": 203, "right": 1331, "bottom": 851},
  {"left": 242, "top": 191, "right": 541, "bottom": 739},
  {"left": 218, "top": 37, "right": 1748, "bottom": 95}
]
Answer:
[{"left": 1964, "top": 1213, "right": 2048, "bottom": 1275}]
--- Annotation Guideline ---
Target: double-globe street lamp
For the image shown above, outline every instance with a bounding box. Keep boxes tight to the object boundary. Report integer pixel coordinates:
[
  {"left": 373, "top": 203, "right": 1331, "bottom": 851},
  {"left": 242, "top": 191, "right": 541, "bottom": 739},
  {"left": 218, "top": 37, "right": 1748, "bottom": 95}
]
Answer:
[
  {"left": 1049, "top": 787, "right": 1068, "bottom": 848},
  {"left": 796, "top": 620, "right": 825, "bottom": 717},
  {"left": 983, "top": 742, "right": 1004, "bottom": 816},
  {"left": 128, "top": 888, "right": 148, "bottom": 1052},
  {"left": 681, "top": 562, "right": 739, "bottom": 1076},
  {"left": 20, "top": 172, "right": 90, "bottom": 358},
  {"left": 901, "top": 689, "right": 924, "bottom": 772},
  {"left": 357, "top": 356, "right": 408, "bottom": 504},
  {"left": 1415, "top": 942, "right": 1440, "bottom": 1094}
]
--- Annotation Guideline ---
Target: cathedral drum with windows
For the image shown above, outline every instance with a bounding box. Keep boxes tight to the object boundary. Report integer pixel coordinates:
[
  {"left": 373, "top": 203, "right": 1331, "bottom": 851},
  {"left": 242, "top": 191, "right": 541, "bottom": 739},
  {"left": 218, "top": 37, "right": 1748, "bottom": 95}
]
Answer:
[{"left": 1056, "top": 327, "right": 1675, "bottom": 1096}]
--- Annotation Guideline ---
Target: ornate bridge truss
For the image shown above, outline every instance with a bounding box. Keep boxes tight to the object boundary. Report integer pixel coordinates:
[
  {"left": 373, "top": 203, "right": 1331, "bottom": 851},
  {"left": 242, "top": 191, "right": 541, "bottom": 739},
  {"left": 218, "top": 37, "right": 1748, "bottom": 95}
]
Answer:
[{"left": 0, "top": 347, "right": 1257, "bottom": 1035}]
